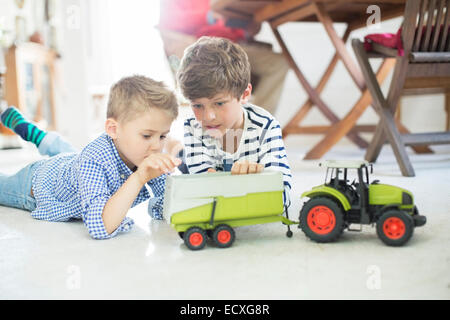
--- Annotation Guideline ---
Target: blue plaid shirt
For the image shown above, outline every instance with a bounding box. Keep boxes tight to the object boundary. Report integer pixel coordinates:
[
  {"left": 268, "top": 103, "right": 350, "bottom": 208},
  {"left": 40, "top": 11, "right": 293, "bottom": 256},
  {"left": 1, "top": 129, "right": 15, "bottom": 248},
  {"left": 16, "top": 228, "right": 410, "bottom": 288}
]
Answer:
[{"left": 31, "top": 133, "right": 166, "bottom": 239}]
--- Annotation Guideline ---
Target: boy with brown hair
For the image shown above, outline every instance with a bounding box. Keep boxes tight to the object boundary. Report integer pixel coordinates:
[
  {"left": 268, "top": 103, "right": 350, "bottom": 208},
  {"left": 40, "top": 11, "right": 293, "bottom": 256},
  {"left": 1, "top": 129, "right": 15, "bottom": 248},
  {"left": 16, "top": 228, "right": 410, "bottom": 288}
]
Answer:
[
  {"left": 177, "top": 36, "right": 292, "bottom": 207},
  {"left": 0, "top": 75, "right": 181, "bottom": 239}
]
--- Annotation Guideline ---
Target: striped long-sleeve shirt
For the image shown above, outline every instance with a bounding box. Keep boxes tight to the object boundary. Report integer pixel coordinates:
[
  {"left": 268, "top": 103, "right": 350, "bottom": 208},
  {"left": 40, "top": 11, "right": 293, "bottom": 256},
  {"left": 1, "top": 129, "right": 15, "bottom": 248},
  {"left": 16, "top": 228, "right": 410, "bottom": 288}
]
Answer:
[{"left": 184, "top": 104, "right": 292, "bottom": 207}]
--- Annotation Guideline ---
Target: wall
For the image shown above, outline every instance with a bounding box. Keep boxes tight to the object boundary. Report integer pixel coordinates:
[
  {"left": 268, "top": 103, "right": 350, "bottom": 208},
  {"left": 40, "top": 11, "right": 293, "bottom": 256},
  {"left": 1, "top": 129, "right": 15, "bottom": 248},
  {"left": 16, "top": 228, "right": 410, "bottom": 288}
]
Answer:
[
  {"left": 1, "top": 2, "right": 447, "bottom": 149},
  {"left": 0, "top": 0, "right": 42, "bottom": 45}
]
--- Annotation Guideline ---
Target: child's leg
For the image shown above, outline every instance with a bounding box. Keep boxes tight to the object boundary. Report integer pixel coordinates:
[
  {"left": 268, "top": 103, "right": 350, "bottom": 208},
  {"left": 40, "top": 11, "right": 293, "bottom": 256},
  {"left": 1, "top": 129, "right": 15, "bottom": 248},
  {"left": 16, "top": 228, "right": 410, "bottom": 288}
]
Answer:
[
  {"left": 0, "top": 162, "right": 39, "bottom": 211},
  {"left": 0, "top": 106, "right": 77, "bottom": 157},
  {"left": 1, "top": 107, "right": 47, "bottom": 147},
  {"left": 37, "top": 132, "right": 78, "bottom": 157}
]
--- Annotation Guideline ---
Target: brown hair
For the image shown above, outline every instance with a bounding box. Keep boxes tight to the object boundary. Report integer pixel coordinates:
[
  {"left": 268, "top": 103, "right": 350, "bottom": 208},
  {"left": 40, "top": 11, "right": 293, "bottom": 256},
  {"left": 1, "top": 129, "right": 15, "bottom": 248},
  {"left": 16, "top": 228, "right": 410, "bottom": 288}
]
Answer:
[
  {"left": 107, "top": 75, "right": 178, "bottom": 122},
  {"left": 177, "top": 36, "right": 251, "bottom": 101}
]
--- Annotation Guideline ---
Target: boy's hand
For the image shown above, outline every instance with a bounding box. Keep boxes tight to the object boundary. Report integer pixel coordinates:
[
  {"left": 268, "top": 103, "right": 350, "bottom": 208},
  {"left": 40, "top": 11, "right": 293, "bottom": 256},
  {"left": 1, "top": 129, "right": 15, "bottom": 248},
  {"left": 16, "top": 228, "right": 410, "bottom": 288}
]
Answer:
[
  {"left": 165, "top": 137, "right": 184, "bottom": 157},
  {"left": 231, "top": 161, "right": 264, "bottom": 175},
  {"left": 135, "top": 153, "right": 181, "bottom": 184}
]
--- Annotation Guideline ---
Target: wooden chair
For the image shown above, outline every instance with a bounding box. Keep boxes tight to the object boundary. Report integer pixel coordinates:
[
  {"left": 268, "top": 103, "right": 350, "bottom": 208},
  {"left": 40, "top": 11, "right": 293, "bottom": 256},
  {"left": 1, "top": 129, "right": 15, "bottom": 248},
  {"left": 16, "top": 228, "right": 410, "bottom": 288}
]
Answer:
[{"left": 352, "top": 0, "right": 450, "bottom": 177}]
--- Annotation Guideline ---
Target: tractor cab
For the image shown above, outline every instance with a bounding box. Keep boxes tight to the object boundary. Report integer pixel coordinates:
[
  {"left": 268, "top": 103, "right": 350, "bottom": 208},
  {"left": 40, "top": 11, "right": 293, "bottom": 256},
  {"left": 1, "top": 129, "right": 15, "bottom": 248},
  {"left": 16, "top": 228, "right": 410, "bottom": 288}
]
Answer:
[{"left": 321, "top": 160, "right": 371, "bottom": 212}]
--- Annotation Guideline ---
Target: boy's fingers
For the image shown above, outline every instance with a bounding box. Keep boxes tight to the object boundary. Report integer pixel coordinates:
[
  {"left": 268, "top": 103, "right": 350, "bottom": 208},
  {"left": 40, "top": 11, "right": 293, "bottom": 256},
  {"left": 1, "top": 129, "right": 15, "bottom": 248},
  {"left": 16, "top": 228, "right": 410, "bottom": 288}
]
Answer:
[
  {"left": 248, "top": 163, "right": 257, "bottom": 174},
  {"left": 231, "top": 162, "right": 263, "bottom": 175},
  {"left": 207, "top": 168, "right": 217, "bottom": 173},
  {"left": 153, "top": 154, "right": 179, "bottom": 172},
  {"left": 164, "top": 154, "right": 181, "bottom": 168},
  {"left": 231, "top": 162, "right": 240, "bottom": 175},
  {"left": 239, "top": 162, "right": 248, "bottom": 175},
  {"left": 160, "top": 156, "right": 178, "bottom": 173},
  {"left": 168, "top": 155, "right": 182, "bottom": 167},
  {"left": 146, "top": 159, "right": 162, "bottom": 170},
  {"left": 174, "top": 158, "right": 182, "bottom": 166}
]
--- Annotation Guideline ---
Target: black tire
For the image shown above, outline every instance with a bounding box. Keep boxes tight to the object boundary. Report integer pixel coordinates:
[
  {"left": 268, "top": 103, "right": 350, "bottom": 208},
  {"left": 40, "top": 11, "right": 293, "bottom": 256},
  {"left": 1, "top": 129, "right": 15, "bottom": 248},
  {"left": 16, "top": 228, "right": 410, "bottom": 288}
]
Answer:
[
  {"left": 376, "top": 210, "right": 414, "bottom": 246},
  {"left": 212, "top": 224, "right": 235, "bottom": 248},
  {"left": 299, "top": 197, "right": 345, "bottom": 243},
  {"left": 184, "top": 227, "right": 207, "bottom": 250}
]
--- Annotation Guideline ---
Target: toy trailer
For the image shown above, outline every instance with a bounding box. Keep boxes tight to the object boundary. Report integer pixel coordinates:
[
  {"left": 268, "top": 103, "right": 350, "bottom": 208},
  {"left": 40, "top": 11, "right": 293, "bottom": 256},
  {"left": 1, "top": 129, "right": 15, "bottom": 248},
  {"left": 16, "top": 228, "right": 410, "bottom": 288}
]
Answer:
[{"left": 163, "top": 171, "right": 296, "bottom": 250}]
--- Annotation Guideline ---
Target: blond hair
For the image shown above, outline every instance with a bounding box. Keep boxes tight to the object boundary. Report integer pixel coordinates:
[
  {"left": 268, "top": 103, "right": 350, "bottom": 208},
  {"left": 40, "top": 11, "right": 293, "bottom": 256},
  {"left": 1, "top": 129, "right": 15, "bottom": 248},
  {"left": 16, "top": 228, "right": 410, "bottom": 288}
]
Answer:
[
  {"left": 177, "top": 36, "right": 251, "bottom": 101},
  {"left": 107, "top": 75, "right": 178, "bottom": 122}
]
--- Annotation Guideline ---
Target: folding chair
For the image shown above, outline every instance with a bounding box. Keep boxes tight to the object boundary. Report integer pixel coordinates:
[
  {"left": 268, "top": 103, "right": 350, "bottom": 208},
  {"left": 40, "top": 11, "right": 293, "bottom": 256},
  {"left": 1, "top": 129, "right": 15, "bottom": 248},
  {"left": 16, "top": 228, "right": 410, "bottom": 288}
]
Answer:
[{"left": 352, "top": 0, "right": 450, "bottom": 177}]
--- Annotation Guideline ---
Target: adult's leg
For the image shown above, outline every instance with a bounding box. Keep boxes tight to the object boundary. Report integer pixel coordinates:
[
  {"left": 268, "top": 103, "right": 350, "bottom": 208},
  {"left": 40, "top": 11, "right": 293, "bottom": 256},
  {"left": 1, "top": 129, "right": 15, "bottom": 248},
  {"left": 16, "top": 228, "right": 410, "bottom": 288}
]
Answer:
[{"left": 242, "top": 43, "right": 290, "bottom": 115}]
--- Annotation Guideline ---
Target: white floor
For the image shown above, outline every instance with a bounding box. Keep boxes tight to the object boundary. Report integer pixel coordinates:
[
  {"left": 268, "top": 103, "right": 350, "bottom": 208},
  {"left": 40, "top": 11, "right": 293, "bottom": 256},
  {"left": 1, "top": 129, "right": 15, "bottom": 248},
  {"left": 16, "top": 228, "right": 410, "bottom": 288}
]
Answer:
[{"left": 0, "top": 136, "right": 449, "bottom": 300}]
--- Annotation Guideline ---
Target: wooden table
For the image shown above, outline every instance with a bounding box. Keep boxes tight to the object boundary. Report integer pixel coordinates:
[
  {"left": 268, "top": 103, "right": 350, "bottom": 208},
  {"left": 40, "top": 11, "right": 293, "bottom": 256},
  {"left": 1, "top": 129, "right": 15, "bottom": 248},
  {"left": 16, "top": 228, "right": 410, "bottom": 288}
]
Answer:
[{"left": 212, "top": 0, "right": 409, "bottom": 159}]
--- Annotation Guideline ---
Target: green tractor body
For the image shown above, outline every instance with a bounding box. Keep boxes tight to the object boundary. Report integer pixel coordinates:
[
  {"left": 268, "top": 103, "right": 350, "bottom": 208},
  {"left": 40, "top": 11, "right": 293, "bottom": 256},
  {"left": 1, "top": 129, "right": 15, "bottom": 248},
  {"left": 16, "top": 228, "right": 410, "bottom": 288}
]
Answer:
[
  {"left": 368, "top": 183, "right": 413, "bottom": 209},
  {"left": 299, "top": 160, "right": 426, "bottom": 246}
]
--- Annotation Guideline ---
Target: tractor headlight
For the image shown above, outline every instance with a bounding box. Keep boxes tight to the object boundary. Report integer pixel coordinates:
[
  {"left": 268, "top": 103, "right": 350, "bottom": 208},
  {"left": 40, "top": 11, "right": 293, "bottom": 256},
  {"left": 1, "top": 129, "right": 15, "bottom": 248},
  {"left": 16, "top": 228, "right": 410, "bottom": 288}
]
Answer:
[{"left": 402, "top": 192, "right": 413, "bottom": 205}]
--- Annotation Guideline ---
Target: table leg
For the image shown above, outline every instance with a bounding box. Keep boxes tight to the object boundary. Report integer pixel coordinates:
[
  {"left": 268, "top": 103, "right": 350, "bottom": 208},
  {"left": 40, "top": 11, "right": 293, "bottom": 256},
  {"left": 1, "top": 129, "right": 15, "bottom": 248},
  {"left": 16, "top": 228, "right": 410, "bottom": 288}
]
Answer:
[
  {"left": 304, "top": 58, "right": 396, "bottom": 159},
  {"left": 446, "top": 91, "right": 450, "bottom": 131},
  {"left": 271, "top": 26, "right": 367, "bottom": 148},
  {"left": 283, "top": 27, "right": 351, "bottom": 137},
  {"left": 313, "top": 2, "right": 365, "bottom": 91}
]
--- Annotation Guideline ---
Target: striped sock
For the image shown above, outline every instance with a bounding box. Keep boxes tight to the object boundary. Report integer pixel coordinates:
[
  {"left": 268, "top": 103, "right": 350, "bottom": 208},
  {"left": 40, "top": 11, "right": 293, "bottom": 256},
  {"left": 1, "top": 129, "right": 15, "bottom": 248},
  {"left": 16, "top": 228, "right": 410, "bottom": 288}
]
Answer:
[{"left": 1, "top": 107, "right": 47, "bottom": 146}]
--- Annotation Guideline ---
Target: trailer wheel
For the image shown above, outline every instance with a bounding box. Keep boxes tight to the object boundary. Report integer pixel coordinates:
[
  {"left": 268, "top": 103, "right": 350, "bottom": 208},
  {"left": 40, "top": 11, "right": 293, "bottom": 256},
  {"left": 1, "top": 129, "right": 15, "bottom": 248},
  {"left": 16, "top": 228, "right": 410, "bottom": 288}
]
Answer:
[
  {"left": 299, "top": 197, "right": 345, "bottom": 243},
  {"left": 212, "top": 224, "right": 235, "bottom": 248},
  {"left": 184, "top": 227, "right": 207, "bottom": 250},
  {"left": 376, "top": 210, "right": 414, "bottom": 246}
]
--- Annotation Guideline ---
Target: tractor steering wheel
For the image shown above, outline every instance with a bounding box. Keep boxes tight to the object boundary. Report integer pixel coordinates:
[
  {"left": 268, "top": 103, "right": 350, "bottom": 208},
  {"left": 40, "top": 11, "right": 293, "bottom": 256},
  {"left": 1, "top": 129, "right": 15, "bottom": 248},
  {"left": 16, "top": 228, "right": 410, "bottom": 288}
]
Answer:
[{"left": 351, "top": 179, "right": 359, "bottom": 190}]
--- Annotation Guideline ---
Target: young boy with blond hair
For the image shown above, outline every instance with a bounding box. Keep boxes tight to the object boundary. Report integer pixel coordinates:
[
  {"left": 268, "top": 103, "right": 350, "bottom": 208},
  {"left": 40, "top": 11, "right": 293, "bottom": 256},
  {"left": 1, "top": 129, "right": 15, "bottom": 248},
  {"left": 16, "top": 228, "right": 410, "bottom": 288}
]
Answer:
[
  {"left": 0, "top": 75, "right": 181, "bottom": 239},
  {"left": 177, "top": 36, "right": 292, "bottom": 207}
]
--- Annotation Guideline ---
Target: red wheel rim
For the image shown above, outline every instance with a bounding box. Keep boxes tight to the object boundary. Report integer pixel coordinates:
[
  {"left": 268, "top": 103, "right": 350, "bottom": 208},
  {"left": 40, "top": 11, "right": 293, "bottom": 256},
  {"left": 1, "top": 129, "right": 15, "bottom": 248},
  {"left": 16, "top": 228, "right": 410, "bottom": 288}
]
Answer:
[
  {"left": 383, "top": 217, "right": 406, "bottom": 240},
  {"left": 217, "top": 230, "right": 231, "bottom": 244},
  {"left": 307, "top": 205, "right": 336, "bottom": 235},
  {"left": 189, "top": 232, "right": 204, "bottom": 246}
]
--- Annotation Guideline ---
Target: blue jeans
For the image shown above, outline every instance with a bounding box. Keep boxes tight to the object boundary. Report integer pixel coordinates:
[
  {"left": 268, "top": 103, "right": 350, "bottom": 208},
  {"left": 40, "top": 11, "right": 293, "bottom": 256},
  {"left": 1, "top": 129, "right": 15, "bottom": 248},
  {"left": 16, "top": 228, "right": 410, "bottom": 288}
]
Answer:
[{"left": 0, "top": 132, "right": 77, "bottom": 211}]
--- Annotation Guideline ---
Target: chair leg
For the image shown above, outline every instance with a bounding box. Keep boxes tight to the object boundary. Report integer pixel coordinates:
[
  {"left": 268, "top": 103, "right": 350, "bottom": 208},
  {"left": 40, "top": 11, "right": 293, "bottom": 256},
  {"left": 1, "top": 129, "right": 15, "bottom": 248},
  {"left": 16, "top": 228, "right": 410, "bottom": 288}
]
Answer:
[
  {"left": 379, "top": 108, "right": 415, "bottom": 176},
  {"left": 396, "top": 120, "right": 434, "bottom": 154},
  {"left": 352, "top": 39, "right": 415, "bottom": 176},
  {"left": 365, "top": 125, "right": 385, "bottom": 162},
  {"left": 446, "top": 92, "right": 450, "bottom": 131},
  {"left": 352, "top": 39, "right": 389, "bottom": 163}
]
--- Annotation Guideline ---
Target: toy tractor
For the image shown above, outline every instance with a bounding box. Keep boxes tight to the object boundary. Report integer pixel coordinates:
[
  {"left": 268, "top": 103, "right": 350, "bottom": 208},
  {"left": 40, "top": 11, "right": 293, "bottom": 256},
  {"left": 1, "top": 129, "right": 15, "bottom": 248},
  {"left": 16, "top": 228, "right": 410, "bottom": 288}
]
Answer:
[{"left": 299, "top": 160, "right": 426, "bottom": 246}]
